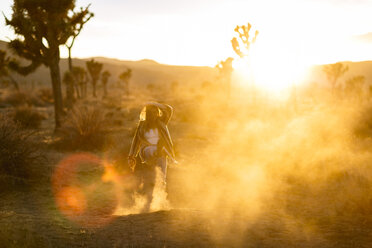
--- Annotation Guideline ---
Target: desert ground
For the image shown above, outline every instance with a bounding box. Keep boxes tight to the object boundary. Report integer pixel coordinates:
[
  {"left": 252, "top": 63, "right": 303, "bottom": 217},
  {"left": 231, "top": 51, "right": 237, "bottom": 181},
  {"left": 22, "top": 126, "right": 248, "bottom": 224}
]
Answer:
[{"left": 2, "top": 70, "right": 372, "bottom": 248}]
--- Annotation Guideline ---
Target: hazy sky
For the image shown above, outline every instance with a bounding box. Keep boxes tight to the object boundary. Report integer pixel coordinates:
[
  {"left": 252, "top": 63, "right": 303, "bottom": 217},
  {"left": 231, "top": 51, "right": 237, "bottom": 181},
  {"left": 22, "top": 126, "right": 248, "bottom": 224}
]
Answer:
[{"left": 0, "top": 0, "right": 371, "bottom": 66}]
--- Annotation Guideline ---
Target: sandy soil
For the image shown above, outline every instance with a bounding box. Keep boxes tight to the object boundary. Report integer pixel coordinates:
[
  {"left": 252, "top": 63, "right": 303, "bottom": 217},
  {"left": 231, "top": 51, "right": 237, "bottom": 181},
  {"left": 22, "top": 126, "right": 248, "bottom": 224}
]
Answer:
[{"left": 2, "top": 90, "right": 372, "bottom": 247}]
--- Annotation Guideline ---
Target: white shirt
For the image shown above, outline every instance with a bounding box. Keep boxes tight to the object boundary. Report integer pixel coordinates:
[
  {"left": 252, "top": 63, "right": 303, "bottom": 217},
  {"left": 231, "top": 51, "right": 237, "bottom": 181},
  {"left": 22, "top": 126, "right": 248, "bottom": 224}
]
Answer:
[{"left": 144, "top": 128, "right": 159, "bottom": 145}]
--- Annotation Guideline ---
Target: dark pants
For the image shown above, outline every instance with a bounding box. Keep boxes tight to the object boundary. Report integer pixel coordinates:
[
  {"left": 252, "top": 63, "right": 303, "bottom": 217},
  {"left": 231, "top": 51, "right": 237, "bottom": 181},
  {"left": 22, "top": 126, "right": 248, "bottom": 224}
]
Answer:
[{"left": 136, "top": 146, "right": 167, "bottom": 212}]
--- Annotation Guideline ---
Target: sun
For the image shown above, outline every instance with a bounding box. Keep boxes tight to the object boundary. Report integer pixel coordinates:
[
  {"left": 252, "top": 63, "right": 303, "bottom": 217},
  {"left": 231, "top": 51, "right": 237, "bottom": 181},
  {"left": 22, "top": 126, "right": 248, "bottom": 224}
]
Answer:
[{"left": 232, "top": 39, "right": 309, "bottom": 93}]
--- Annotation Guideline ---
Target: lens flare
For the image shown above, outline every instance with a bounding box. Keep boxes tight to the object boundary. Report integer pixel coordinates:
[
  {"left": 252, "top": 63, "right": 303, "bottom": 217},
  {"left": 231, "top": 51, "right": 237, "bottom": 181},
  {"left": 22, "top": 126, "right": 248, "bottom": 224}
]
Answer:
[
  {"left": 52, "top": 153, "right": 118, "bottom": 228},
  {"left": 56, "top": 186, "right": 86, "bottom": 215}
]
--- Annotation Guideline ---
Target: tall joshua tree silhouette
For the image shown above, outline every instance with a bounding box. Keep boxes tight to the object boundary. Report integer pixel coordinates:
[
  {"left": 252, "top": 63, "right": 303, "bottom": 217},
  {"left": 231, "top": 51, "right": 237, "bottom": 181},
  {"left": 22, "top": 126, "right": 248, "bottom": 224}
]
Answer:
[
  {"left": 119, "top": 68, "right": 132, "bottom": 96},
  {"left": 65, "top": 5, "right": 94, "bottom": 72},
  {"left": 72, "top": 66, "right": 88, "bottom": 98},
  {"left": 323, "top": 62, "right": 349, "bottom": 94},
  {"left": 101, "top": 70, "right": 111, "bottom": 97},
  {"left": 231, "top": 22, "right": 259, "bottom": 58},
  {"left": 65, "top": 6, "right": 93, "bottom": 104},
  {"left": 5, "top": 0, "right": 93, "bottom": 129},
  {"left": 231, "top": 22, "right": 259, "bottom": 100},
  {"left": 86, "top": 59, "right": 103, "bottom": 97},
  {"left": 63, "top": 71, "right": 75, "bottom": 109}
]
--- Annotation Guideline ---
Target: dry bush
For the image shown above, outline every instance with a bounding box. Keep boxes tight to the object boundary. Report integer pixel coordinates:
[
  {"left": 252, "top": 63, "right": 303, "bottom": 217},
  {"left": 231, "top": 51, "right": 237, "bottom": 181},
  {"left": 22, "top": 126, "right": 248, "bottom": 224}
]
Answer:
[
  {"left": 36, "top": 87, "right": 54, "bottom": 105},
  {"left": 353, "top": 103, "right": 372, "bottom": 138},
  {"left": 102, "top": 95, "right": 122, "bottom": 110},
  {"left": 2, "top": 88, "right": 54, "bottom": 107},
  {"left": 0, "top": 115, "right": 43, "bottom": 182},
  {"left": 13, "top": 106, "right": 46, "bottom": 129},
  {"left": 3, "top": 91, "right": 28, "bottom": 106},
  {"left": 104, "top": 110, "right": 129, "bottom": 126},
  {"left": 57, "top": 106, "right": 106, "bottom": 150},
  {"left": 27, "top": 94, "right": 47, "bottom": 107}
]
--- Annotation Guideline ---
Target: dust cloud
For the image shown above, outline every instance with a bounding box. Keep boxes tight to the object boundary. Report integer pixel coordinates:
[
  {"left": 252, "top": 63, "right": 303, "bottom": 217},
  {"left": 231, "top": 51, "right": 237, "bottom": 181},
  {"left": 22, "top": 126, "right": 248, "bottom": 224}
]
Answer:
[
  {"left": 161, "top": 78, "right": 372, "bottom": 245},
  {"left": 102, "top": 73, "right": 372, "bottom": 246}
]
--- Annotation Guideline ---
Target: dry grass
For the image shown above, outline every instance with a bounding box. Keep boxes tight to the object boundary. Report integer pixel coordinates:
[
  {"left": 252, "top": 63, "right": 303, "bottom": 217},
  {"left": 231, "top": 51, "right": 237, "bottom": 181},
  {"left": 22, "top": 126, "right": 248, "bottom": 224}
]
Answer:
[
  {"left": 0, "top": 114, "right": 44, "bottom": 183},
  {"left": 2, "top": 91, "right": 28, "bottom": 106},
  {"left": 35, "top": 87, "right": 54, "bottom": 105},
  {"left": 3, "top": 80, "right": 372, "bottom": 247},
  {"left": 56, "top": 105, "right": 107, "bottom": 151},
  {"left": 353, "top": 103, "right": 372, "bottom": 138},
  {"left": 12, "top": 106, "right": 46, "bottom": 129},
  {"left": 0, "top": 88, "right": 54, "bottom": 108}
]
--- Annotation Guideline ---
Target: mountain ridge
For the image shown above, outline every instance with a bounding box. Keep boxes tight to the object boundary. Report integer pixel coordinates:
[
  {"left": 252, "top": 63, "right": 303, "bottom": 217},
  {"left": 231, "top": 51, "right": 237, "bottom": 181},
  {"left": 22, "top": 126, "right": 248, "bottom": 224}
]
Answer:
[{"left": 1, "top": 40, "right": 371, "bottom": 89}]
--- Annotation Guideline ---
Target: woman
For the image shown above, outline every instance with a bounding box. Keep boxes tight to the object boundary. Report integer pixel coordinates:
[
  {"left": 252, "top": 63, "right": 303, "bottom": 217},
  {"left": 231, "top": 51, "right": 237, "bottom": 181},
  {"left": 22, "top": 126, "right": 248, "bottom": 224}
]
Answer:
[{"left": 128, "top": 102, "right": 176, "bottom": 211}]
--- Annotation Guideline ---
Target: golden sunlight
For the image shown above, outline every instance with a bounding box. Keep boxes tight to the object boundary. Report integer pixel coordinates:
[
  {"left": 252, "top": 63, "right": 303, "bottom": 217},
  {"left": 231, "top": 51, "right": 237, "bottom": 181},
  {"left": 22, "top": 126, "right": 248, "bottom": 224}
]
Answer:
[
  {"left": 2, "top": 0, "right": 372, "bottom": 246},
  {"left": 233, "top": 38, "right": 309, "bottom": 93}
]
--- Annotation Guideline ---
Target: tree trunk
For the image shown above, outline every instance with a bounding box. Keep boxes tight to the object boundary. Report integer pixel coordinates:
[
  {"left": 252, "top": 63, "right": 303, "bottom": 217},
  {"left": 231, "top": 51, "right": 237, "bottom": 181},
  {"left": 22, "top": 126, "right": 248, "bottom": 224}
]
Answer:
[
  {"left": 92, "top": 79, "right": 97, "bottom": 97},
  {"left": 80, "top": 82, "right": 84, "bottom": 98},
  {"left": 65, "top": 78, "right": 74, "bottom": 108},
  {"left": 103, "top": 82, "right": 107, "bottom": 96},
  {"left": 68, "top": 47, "right": 72, "bottom": 71},
  {"left": 65, "top": 80, "right": 74, "bottom": 109},
  {"left": 66, "top": 47, "right": 75, "bottom": 103},
  {"left": 74, "top": 83, "right": 80, "bottom": 98},
  {"left": 83, "top": 81, "right": 87, "bottom": 98},
  {"left": 49, "top": 49, "right": 64, "bottom": 129}
]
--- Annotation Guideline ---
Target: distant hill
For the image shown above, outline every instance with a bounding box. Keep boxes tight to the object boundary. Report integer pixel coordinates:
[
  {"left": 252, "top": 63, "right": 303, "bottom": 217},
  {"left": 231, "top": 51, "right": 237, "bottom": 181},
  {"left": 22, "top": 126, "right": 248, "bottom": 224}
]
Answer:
[
  {"left": 1, "top": 40, "right": 371, "bottom": 90},
  {"left": 305, "top": 61, "right": 372, "bottom": 87},
  {"left": 0, "top": 40, "right": 217, "bottom": 89}
]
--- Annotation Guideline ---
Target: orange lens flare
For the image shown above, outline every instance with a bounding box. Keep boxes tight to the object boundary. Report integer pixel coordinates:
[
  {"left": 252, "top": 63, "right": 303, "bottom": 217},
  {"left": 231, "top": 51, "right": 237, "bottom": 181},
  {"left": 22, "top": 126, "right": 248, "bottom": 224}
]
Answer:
[
  {"left": 102, "top": 163, "right": 121, "bottom": 183},
  {"left": 56, "top": 186, "right": 86, "bottom": 215},
  {"left": 52, "top": 153, "right": 118, "bottom": 228}
]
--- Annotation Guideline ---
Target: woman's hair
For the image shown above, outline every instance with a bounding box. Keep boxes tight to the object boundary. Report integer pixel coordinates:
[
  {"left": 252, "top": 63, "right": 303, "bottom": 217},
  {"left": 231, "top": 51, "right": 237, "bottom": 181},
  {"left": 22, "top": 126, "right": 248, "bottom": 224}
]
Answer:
[{"left": 142, "top": 105, "right": 160, "bottom": 131}]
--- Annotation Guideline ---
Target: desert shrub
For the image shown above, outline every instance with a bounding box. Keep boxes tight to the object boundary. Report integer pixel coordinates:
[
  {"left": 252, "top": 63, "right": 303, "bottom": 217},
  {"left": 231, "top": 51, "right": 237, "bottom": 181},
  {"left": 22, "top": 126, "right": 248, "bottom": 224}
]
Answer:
[
  {"left": 13, "top": 106, "right": 46, "bottom": 129},
  {"left": 3, "top": 91, "right": 28, "bottom": 106},
  {"left": 353, "top": 103, "right": 372, "bottom": 138},
  {"left": 27, "top": 93, "right": 47, "bottom": 107},
  {"left": 36, "top": 87, "right": 54, "bottom": 105},
  {"left": 0, "top": 115, "right": 43, "bottom": 182},
  {"left": 58, "top": 106, "right": 106, "bottom": 150},
  {"left": 102, "top": 96, "right": 122, "bottom": 109}
]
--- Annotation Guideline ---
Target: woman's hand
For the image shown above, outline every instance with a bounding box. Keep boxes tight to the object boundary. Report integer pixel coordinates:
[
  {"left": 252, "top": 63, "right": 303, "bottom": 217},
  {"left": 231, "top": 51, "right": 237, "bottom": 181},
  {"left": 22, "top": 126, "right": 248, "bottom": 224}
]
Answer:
[{"left": 128, "top": 156, "right": 136, "bottom": 172}]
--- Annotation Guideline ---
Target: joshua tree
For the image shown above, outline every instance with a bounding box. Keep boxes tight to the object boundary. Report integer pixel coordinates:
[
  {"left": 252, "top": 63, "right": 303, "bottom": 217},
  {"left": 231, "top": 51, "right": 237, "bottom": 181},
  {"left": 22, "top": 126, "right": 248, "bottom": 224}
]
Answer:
[
  {"left": 101, "top": 70, "right": 111, "bottom": 96},
  {"left": 323, "top": 62, "right": 349, "bottom": 93},
  {"left": 65, "top": 6, "right": 93, "bottom": 103},
  {"left": 5, "top": 0, "right": 93, "bottom": 129},
  {"left": 63, "top": 71, "right": 75, "bottom": 108},
  {"left": 0, "top": 50, "right": 19, "bottom": 90},
  {"left": 64, "top": 67, "right": 75, "bottom": 103},
  {"left": 216, "top": 57, "right": 234, "bottom": 95},
  {"left": 231, "top": 22, "right": 259, "bottom": 58},
  {"left": 345, "top": 75, "right": 365, "bottom": 98},
  {"left": 86, "top": 59, "right": 103, "bottom": 97},
  {"left": 119, "top": 68, "right": 132, "bottom": 96},
  {"left": 65, "top": 6, "right": 94, "bottom": 72},
  {"left": 231, "top": 22, "right": 259, "bottom": 100},
  {"left": 72, "top": 66, "right": 87, "bottom": 98}
]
